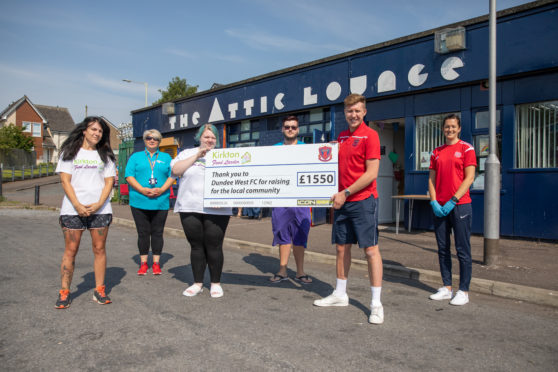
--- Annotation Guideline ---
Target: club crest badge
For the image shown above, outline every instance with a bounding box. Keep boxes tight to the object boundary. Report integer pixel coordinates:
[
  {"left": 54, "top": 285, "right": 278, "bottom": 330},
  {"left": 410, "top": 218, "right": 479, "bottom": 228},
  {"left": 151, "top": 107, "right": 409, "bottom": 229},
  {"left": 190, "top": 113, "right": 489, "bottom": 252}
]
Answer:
[{"left": 318, "top": 146, "right": 333, "bottom": 162}]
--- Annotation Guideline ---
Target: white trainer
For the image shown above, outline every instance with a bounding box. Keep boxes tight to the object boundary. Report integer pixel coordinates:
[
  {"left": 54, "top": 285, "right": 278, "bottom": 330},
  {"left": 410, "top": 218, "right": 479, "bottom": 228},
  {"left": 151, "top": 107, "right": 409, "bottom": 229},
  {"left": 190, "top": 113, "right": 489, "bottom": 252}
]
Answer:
[
  {"left": 313, "top": 292, "right": 349, "bottom": 307},
  {"left": 369, "top": 305, "right": 384, "bottom": 324},
  {"left": 450, "top": 290, "right": 469, "bottom": 306},
  {"left": 429, "top": 287, "right": 452, "bottom": 301}
]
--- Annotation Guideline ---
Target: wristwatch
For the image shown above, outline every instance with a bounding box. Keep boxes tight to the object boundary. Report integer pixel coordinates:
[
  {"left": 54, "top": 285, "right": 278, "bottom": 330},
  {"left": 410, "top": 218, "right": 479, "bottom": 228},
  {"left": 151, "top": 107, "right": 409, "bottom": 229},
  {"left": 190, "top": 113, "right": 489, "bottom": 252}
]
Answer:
[
  {"left": 451, "top": 196, "right": 459, "bottom": 203},
  {"left": 344, "top": 189, "right": 351, "bottom": 197}
]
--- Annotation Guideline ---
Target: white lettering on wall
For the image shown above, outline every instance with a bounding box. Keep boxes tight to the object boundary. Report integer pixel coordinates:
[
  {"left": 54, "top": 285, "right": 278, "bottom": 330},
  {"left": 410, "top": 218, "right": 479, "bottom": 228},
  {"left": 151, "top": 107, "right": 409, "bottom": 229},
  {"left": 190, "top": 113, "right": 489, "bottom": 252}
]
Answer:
[
  {"left": 209, "top": 98, "right": 225, "bottom": 122},
  {"left": 179, "top": 114, "right": 188, "bottom": 128},
  {"left": 228, "top": 103, "right": 238, "bottom": 119},
  {"left": 326, "top": 82, "right": 342, "bottom": 101},
  {"left": 441, "top": 57, "right": 464, "bottom": 81},
  {"left": 408, "top": 64, "right": 428, "bottom": 87},
  {"left": 303, "top": 87, "right": 317, "bottom": 105},
  {"left": 243, "top": 99, "right": 254, "bottom": 116},
  {"left": 350, "top": 75, "right": 367, "bottom": 95},
  {"left": 274, "top": 93, "right": 285, "bottom": 110},
  {"left": 377, "top": 70, "right": 396, "bottom": 93},
  {"left": 165, "top": 60, "right": 466, "bottom": 130}
]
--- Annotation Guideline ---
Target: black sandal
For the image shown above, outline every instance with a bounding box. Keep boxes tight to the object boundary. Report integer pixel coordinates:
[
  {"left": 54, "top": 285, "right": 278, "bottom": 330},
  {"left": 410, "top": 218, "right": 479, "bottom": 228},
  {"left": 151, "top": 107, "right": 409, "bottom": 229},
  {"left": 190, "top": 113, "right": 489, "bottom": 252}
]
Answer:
[
  {"left": 294, "top": 275, "right": 312, "bottom": 284},
  {"left": 269, "top": 274, "right": 288, "bottom": 283}
]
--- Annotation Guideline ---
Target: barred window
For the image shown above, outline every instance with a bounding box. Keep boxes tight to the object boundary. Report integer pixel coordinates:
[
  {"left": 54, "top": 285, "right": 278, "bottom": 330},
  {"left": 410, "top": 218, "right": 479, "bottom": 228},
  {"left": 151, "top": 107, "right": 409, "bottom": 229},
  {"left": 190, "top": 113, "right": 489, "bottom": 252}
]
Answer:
[
  {"left": 516, "top": 101, "right": 558, "bottom": 168},
  {"left": 415, "top": 113, "right": 460, "bottom": 170}
]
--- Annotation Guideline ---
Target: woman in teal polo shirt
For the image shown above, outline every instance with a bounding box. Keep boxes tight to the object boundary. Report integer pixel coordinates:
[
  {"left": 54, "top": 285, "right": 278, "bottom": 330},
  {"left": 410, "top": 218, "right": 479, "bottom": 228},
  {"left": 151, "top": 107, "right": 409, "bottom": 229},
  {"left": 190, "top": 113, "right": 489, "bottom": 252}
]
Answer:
[{"left": 125, "top": 129, "right": 175, "bottom": 275}]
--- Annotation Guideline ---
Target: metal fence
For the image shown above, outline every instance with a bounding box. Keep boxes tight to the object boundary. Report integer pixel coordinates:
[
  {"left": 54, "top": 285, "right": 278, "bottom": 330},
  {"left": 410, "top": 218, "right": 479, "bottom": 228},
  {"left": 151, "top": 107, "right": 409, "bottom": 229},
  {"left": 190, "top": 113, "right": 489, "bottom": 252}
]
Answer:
[{"left": 1, "top": 163, "right": 56, "bottom": 182}]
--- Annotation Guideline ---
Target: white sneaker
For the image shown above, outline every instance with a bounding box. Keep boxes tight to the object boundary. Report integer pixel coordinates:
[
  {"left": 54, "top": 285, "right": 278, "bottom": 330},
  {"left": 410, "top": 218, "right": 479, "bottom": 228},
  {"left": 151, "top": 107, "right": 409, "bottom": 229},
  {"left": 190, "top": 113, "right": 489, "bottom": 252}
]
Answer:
[
  {"left": 429, "top": 287, "right": 452, "bottom": 301},
  {"left": 369, "top": 305, "right": 384, "bottom": 324},
  {"left": 450, "top": 290, "right": 469, "bottom": 306},
  {"left": 313, "top": 292, "right": 349, "bottom": 307}
]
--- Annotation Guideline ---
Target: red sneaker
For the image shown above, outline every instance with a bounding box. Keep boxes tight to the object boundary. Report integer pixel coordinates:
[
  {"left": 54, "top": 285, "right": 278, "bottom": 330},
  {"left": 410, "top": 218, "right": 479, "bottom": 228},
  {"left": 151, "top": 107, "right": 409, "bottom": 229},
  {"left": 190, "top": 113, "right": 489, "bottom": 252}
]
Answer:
[
  {"left": 137, "top": 262, "right": 149, "bottom": 276},
  {"left": 152, "top": 262, "right": 162, "bottom": 275}
]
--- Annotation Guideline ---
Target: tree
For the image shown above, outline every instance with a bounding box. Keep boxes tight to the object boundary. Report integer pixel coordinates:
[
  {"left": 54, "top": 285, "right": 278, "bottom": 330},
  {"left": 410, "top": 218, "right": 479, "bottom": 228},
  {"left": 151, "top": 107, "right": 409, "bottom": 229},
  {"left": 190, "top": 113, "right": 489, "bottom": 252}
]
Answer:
[
  {"left": 153, "top": 76, "right": 198, "bottom": 105},
  {"left": 0, "top": 124, "right": 34, "bottom": 151}
]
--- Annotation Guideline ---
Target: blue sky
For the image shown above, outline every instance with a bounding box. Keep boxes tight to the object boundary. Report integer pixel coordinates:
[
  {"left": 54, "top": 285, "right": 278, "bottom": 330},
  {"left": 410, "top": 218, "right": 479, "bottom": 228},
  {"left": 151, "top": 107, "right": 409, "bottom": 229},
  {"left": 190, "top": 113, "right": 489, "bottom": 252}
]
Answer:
[{"left": 0, "top": 0, "right": 530, "bottom": 127}]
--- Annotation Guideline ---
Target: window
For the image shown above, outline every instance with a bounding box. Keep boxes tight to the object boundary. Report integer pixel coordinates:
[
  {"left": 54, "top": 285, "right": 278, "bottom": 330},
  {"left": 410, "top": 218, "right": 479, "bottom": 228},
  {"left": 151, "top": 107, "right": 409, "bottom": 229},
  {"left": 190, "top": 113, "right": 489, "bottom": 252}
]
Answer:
[
  {"left": 516, "top": 100, "right": 558, "bottom": 168},
  {"left": 22, "top": 121, "right": 41, "bottom": 137},
  {"left": 471, "top": 109, "right": 502, "bottom": 189},
  {"left": 227, "top": 119, "right": 260, "bottom": 148},
  {"left": 415, "top": 112, "right": 460, "bottom": 170},
  {"left": 266, "top": 108, "right": 331, "bottom": 143}
]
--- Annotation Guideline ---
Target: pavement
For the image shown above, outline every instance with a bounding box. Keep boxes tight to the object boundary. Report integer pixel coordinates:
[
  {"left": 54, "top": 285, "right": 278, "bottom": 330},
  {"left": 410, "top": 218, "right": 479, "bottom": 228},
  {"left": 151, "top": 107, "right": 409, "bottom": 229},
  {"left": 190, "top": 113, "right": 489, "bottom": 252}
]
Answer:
[
  {"left": 2, "top": 208, "right": 558, "bottom": 370},
  {"left": 1, "top": 175, "right": 558, "bottom": 308}
]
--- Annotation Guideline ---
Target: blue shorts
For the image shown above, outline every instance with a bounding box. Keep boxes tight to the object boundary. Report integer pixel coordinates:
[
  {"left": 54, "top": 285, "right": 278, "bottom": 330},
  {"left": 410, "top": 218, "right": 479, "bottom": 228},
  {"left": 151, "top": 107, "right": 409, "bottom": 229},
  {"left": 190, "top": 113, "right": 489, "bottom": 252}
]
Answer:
[
  {"left": 59, "top": 214, "right": 112, "bottom": 230},
  {"left": 332, "top": 195, "right": 378, "bottom": 248},
  {"left": 271, "top": 207, "right": 311, "bottom": 247}
]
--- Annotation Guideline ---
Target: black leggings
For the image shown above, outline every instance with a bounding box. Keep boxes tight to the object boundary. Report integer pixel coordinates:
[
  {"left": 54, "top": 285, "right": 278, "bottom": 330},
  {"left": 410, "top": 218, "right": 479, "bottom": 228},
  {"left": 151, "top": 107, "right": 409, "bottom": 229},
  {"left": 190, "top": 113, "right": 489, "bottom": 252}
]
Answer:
[
  {"left": 131, "top": 207, "right": 169, "bottom": 256},
  {"left": 179, "top": 213, "right": 230, "bottom": 283}
]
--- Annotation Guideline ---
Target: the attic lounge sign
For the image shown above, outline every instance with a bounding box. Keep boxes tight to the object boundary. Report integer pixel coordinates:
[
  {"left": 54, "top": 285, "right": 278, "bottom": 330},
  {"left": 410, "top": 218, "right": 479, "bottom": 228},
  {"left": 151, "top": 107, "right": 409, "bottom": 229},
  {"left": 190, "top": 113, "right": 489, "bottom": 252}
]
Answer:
[{"left": 168, "top": 56, "right": 464, "bottom": 130}]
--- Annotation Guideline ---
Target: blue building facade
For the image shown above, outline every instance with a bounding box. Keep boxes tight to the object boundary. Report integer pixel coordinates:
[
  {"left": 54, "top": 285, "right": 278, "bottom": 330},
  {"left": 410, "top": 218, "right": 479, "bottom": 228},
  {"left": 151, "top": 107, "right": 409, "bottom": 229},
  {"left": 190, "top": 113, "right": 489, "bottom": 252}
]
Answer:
[{"left": 130, "top": 1, "right": 558, "bottom": 239}]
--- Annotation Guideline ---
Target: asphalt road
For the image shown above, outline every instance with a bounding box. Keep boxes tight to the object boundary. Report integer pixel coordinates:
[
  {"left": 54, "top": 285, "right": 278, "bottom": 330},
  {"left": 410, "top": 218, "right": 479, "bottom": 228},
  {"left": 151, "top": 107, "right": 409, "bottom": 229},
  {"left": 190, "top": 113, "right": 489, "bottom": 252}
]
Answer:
[{"left": 1, "top": 209, "right": 557, "bottom": 371}]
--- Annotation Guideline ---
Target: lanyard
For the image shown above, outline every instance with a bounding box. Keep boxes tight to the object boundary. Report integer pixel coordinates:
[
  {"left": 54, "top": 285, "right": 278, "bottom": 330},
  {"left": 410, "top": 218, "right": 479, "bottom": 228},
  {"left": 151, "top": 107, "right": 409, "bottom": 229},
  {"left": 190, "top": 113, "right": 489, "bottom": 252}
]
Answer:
[{"left": 145, "top": 150, "right": 159, "bottom": 178}]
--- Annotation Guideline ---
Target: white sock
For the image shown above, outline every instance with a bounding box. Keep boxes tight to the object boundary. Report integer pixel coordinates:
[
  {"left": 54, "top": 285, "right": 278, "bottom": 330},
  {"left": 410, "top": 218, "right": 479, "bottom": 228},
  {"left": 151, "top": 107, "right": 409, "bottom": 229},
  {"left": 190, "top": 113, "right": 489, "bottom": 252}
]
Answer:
[
  {"left": 371, "top": 286, "right": 382, "bottom": 307},
  {"left": 335, "top": 279, "right": 347, "bottom": 296}
]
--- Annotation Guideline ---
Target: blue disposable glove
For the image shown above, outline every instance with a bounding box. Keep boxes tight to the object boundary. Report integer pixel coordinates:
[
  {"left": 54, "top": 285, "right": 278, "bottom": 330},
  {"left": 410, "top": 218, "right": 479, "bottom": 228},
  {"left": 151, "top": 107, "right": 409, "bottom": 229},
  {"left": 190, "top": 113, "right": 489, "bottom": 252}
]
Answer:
[
  {"left": 441, "top": 200, "right": 456, "bottom": 216},
  {"left": 430, "top": 201, "right": 445, "bottom": 218}
]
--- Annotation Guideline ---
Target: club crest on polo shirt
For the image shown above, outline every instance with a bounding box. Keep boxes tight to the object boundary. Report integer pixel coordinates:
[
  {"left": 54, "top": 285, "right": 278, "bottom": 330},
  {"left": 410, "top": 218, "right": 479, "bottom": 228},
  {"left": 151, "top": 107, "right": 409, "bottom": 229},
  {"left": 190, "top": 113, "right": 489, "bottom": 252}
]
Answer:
[
  {"left": 454, "top": 151, "right": 462, "bottom": 158},
  {"left": 352, "top": 138, "right": 361, "bottom": 147},
  {"left": 318, "top": 145, "right": 333, "bottom": 162}
]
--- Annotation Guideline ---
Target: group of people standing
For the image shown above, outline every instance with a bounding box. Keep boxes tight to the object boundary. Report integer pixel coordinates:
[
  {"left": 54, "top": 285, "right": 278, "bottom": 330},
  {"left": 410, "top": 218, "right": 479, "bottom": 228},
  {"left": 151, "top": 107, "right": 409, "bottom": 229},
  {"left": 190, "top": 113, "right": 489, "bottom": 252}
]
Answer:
[{"left": 53, "top": 93, "right": 477, "bottom": 325}]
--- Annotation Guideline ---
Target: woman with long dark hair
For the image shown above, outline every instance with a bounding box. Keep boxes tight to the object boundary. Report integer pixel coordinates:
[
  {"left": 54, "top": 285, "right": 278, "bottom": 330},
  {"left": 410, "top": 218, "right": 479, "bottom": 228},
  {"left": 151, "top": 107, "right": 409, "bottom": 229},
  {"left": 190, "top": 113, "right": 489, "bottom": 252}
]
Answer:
[
  {"left": 171, "top": 124, "right": 232, "bottom": 298},
  {"left": 54, "top": 116, "right": 116, "bottom": 309}
]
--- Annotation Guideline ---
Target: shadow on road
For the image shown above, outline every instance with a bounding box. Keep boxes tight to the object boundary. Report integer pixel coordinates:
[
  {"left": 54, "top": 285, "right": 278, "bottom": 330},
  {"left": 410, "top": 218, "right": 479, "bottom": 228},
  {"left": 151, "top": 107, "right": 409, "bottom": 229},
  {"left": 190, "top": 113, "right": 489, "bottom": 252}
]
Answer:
[{"left": 72, "top": 267, "right": 126, "bottom": 299}]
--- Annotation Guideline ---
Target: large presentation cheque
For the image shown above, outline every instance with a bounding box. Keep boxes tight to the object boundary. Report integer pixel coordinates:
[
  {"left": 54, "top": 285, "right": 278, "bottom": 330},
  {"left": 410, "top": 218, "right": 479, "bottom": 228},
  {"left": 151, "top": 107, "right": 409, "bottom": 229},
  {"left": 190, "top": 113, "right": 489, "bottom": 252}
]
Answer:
[{"left": 203, "top": 143, "right": 338, "bottom": 208}]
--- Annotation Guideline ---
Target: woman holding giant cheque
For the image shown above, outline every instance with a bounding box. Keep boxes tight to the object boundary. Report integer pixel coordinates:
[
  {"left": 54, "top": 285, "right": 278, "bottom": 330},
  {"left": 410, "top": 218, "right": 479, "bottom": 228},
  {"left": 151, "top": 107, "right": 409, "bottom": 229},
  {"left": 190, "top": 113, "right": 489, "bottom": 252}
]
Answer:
[
  {"left": 54, "top": 117, "right": 116, "bottom": 309},
  {"left": 171, "top": 124, "right": 232, "bottom": 298},
  {"left": 428, "top": 114, "right": 477, "bottom": 306},
  {"left": 125, "top": 129, "right": 175, "bottom": 275}
]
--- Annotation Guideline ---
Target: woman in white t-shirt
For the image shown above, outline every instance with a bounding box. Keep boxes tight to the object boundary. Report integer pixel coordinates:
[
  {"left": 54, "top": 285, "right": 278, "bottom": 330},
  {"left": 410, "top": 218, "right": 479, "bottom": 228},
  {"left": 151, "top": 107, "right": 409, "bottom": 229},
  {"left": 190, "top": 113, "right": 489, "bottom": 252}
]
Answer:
[
  {"left": 54, "top": 117, "right": 116, "bottom": 309},
  {"left": 171, "top": 124, "right": 232, "bottom": 298}
]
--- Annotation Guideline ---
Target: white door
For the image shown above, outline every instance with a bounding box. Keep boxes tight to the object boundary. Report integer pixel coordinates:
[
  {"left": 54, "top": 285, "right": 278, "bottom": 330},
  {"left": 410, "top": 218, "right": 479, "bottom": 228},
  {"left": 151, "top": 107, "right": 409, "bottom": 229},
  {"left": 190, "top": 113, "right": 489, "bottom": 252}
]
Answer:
[{"left": 371, "top": 122, "right": 394, "bottom": 224}]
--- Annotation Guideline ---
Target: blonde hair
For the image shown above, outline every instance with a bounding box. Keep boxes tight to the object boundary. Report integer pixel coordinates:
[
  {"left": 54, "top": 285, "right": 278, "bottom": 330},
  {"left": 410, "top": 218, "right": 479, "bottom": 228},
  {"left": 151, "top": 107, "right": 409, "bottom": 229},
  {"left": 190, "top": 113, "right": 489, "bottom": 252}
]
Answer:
[
  {"left": 344, "top": 93, "right": 366, "bottom": 107},
  {"left": 143, "top": 129, "right": 162, "bottom": 141}
]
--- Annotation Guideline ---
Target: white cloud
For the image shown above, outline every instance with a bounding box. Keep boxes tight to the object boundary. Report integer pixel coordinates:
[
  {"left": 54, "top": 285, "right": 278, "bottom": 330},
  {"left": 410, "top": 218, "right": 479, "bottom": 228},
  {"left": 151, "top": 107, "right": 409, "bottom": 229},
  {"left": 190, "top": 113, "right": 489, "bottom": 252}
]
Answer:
[
  {"left": 165, "top": 47, "right": 245, "bottom": 64},
  {"left": 225, "top": 28, "right": 345, "bottom": 53}
]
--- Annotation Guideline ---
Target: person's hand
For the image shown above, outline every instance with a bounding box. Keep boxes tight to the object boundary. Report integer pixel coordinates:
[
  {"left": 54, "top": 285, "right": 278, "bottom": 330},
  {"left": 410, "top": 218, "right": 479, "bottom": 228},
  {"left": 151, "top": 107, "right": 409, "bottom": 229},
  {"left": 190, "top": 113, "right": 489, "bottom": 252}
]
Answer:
[
  {"left": 84, "top": 202, "right": 102, "bottom": 215},
  {"left": 74, "top": 203, "right": 90, "bottom": 217},
  {"left": 430, "top": 200, "right": 445, "bottom": 218},
  {"left": 331, "top": 191, "right": 346, "bottom": 210},
  {"left": 141, "top": 187, "right": 155, "bottom": 197},
  {"left": 197, "top": 145, "right": 210, "bottom": 159},
  {"left": 441, "top": 200, "right": 456, "bottom": 215},
  {"left": 150, "top": 188, "right": 162, "bottom": 197}
]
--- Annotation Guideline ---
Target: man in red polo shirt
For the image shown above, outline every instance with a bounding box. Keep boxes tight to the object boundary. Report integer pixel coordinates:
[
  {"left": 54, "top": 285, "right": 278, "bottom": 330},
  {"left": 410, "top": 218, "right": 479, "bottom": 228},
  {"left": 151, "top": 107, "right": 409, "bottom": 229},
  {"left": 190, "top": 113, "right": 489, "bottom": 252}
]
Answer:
[{"left": 313, "top": 93, "right": 384, "bottom": 325}]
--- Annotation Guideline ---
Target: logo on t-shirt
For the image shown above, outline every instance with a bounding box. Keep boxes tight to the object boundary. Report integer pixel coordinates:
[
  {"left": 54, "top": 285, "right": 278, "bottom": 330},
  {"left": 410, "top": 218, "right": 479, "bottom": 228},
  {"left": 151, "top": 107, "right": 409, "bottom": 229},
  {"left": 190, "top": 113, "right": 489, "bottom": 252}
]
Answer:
[
  {"left": 352, "top": 138, "right": 361, "bottom": 147},
  {"left": 454, "top": 151, "right": 462, "bottom": 158}
]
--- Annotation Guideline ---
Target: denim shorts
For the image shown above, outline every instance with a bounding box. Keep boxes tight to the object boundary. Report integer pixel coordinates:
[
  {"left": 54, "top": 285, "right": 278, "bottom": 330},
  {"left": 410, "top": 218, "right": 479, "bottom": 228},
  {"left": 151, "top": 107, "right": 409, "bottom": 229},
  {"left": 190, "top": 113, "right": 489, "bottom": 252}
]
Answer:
[
  {"left": 59, "top": 214, "right": 112, "bottom": 230},
  {"left": 332, "top": 195, "right": 379, "bottom": 248}
]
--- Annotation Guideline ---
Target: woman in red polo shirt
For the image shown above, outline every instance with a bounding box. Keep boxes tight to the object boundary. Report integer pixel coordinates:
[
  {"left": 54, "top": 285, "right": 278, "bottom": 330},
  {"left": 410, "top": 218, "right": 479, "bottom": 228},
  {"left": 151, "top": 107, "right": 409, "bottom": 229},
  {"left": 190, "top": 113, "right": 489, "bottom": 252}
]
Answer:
[{"left": 428, "top": 114, "right": 477, "bottom": 306}]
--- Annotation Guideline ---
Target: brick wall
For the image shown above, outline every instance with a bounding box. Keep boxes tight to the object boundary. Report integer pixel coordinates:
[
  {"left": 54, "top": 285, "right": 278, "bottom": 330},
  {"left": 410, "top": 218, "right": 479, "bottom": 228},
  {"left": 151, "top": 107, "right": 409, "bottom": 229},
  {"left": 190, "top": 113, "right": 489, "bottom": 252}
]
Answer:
[{"left": 16, "top": 101, "right": 44, "bottom": 160}]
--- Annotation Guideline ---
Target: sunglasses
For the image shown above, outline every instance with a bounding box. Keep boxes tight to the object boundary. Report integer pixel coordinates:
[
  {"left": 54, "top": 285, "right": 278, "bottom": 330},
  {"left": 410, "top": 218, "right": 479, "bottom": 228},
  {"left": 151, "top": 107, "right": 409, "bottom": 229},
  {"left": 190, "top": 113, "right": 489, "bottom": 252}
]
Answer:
[
  {"left": 145, "top": 136, "right": 160, "bottom": 142},
  {"left": 283, "top": 125, "right": 298, "bottom": 130}
]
